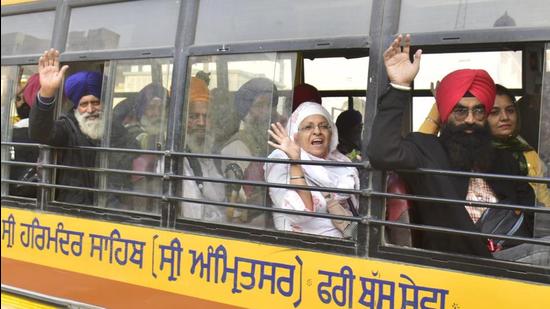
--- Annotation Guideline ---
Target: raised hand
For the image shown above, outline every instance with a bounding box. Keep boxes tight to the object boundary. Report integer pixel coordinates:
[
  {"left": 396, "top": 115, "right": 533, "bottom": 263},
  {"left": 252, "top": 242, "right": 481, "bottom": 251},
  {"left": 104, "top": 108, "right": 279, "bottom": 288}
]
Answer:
[
  {"left": 267, "top": 122, "right": 301, "bottom": 160},
  {"left": 383, "top": 34, "right": 422, "bottom": 87},
  {"left": 38, "top": 49, "right": 69, "bottom": 98}
]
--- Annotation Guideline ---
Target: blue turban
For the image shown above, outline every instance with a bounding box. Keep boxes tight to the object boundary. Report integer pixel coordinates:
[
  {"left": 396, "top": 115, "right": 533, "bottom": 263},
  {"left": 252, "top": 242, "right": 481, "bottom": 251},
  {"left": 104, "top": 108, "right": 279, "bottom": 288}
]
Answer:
[{"left": 64, "top": 71, "right": 102, "bottom": 108}]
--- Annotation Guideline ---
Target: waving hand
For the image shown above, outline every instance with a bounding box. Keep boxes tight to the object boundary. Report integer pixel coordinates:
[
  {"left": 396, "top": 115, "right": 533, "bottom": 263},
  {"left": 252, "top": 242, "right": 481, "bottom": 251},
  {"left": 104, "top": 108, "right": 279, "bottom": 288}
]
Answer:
[
  {"left": 38, "top": 49, "right": 69, "bottom": 98},
  {"left": 384, "top": 34, "right": 422, "bottom": 87}
]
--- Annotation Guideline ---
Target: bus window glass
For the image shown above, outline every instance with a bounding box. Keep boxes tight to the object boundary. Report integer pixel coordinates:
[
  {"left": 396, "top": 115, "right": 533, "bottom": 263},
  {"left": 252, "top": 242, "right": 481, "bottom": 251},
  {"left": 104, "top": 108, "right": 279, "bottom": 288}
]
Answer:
[
  {"left": 538, "top": 46, "right": 550, "bottom": 176},
  {"left": 1, "top": 66, "right": 19, "bottom": 196},
  {"left": 415, "top": 51, "right": 522, "bottom": 89},
  {"left": 5, "top": 66, "right": 40, "bottom": 199},
  {"left": 66, "top": 0, "right": 180, "bottom": 52},
  {"left": 195, "top": 0, "right": 372, "bottom": 45},
  {"left": 104, "top": 58, "right": 173, "bottom": 213},
  {"left": 1, "top": 11, "right": 55, "bottom": 56},
  {"left": 304, "top": 57, "right": 369, "bottom": 91},
  {"left": 322, "top": 97, "right": 366, "bottom": 124},
  {"left": 399, "top": 0, "right": 550, "bottom": 33},
  {"left": 180, "top": 52, "right": 296, "bottom": 229}
]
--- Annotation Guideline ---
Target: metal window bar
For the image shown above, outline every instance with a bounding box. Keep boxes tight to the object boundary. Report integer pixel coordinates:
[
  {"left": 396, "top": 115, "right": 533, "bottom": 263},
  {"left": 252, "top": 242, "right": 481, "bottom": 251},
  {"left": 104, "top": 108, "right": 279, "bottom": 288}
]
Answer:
[
  {"left": 5, "top": 176, "right": 546, "bottom": 249},
  {"left": 2, "top": 141, "right": 549, "bottom": 249}
]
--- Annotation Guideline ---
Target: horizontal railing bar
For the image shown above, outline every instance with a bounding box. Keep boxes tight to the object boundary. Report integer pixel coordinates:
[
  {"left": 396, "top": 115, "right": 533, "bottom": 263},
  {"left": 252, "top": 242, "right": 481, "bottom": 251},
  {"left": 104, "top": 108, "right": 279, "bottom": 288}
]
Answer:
[
  {"left": 370, "top": 218, "right": 550, "bottom": 246},
  {"left": 372, "top": 191, "right": 550, "bottom": 213}
]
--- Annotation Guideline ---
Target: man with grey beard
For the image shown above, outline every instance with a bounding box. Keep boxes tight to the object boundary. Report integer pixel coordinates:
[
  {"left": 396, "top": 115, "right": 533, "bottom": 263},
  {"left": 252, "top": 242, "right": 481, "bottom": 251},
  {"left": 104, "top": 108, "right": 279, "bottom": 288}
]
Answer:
[
  {"left": 180, "top": 77, "right": 226, "bottom": 222},
  {"left": 29, "top": 49, "right": 135, "bottom": 205}
]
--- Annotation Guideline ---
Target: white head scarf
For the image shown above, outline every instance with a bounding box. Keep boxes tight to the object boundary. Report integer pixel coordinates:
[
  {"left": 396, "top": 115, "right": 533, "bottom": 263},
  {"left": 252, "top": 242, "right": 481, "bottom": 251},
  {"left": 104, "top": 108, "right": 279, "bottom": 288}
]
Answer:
[
  {"left": 287, "top": 102, "right": 339, "bottom": 154},
  {"left": 266, "top": 102, "right": 359, "bottom": 201}
]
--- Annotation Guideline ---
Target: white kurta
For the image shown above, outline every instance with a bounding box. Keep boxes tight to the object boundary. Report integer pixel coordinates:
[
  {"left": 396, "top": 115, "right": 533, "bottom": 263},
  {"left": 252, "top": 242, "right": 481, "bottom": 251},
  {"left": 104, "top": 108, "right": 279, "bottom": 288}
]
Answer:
[
  {"left": 180, "top": 158, "right": 227, "bottom": 222},
  {"left": 266, "top": 151, "right": 343, "bottom": 238}
]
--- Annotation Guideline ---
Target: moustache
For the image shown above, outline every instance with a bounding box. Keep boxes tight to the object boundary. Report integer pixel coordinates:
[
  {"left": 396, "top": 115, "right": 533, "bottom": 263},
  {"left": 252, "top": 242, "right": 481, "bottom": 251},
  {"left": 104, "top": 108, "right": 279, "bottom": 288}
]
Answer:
[
  {"left": 447, "top": 122, "right": 485, "bottom": 134},
  {"left": 82, "top": 112, "right": 102, "bottom": 121}
]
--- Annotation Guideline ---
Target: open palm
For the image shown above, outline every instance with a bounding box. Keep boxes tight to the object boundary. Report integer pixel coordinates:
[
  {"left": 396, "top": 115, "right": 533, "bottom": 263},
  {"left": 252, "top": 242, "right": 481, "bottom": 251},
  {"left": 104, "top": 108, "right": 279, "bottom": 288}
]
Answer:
[
  {"left": 383, "top": 34, "right": 422, "bottom": 86},
  {"left": 38, "top": 49, "right": 69, "bottom": 97},
  {"left": 268, "top": 122, "right": 301, "bottom": 160}
]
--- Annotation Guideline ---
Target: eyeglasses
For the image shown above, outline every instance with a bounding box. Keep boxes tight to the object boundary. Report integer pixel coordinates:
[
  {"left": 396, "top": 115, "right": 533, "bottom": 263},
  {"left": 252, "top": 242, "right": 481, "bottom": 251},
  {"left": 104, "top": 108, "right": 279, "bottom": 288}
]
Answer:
[
  {"left": 451, "top": 105, "right": 486, "bottom": 121},
  {"left": 298, "top": 123, "right": 331, "bottom": 133}
]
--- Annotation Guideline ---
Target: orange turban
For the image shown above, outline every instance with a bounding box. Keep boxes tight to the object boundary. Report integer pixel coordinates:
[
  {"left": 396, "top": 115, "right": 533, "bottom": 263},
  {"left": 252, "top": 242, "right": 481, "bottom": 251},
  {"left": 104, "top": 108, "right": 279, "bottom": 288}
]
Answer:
[
  {"left": 189, "top": 77, "right": 209, "bottom": 103},
  {"left": 435, "top": 69, "right": 496, "bottom": 123}
]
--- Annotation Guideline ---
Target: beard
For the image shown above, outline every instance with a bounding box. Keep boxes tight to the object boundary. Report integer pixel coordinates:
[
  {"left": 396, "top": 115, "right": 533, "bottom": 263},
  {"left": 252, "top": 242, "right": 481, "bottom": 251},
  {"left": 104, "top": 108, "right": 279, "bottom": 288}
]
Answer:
[
  {"left": 75, "top": 110, "right": 104, "bottom": 140},
  {"left": 186, "top": 129, "right": 206, "bottom": 153},
  {"left": 140, "top": 116, "right": 162, "bottom": 135},
  {"left": 439, "top": 121, "right": 494, "bottom": 172}
]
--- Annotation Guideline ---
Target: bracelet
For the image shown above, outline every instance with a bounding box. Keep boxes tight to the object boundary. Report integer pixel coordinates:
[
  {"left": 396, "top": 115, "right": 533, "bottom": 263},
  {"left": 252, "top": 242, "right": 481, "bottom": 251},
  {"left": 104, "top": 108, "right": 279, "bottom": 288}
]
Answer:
[
  {"left": 289, "top": 175, "right": 305, "bottom": 180},
  {"left": 390, "top": 83, "right": 412, "bottom": 91}
]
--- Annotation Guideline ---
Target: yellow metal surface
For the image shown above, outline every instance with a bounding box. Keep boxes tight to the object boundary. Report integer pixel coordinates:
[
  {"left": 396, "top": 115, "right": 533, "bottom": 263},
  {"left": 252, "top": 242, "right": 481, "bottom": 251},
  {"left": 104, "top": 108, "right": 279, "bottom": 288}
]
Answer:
[
  {"left": 2, "top": 207, "right": 549, "bottom": 308},
  {"left": 1, "top": 291, "right": 58, "bottom": 309},
  {"left": 1, "top": 0, "right": 38, "bottom": 6}
]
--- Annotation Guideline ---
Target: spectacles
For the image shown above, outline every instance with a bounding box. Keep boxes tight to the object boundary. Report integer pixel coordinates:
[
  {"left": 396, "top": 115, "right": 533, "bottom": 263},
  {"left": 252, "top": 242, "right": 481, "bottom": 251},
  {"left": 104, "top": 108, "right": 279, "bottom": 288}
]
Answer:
[
  {"left": 298, "top": 123, "right": 331, "bottom": 133},
  {"left": 451, "top": 105, "right": 486, "bottom": 121}
]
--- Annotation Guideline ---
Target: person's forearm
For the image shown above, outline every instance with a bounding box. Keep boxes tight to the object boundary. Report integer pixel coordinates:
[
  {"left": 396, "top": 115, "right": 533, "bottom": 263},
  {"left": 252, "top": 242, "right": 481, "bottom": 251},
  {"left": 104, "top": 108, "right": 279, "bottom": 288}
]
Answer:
[
  {"left": 367, "top": 87, "right": 415, "bottom": 169},
  {"left": 289, "top": 164, "right": 313, "bottom": 211},
  {"left": 29, "top": 95, "right": 66, "bottom": 146}
]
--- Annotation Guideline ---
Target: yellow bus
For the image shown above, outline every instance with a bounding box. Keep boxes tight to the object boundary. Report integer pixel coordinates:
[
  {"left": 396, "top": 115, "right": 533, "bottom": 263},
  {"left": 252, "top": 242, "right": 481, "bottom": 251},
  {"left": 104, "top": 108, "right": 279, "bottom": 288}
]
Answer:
[{"left": 2, "top": 0, "right": 549, "bottom": 308}]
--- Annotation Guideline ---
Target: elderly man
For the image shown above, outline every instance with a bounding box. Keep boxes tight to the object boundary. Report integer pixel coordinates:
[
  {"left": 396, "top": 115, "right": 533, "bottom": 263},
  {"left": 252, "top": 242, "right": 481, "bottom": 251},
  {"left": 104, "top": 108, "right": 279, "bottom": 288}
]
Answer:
[
  {"left": 29, "top": 49, "right": 135, "bottom": 205},
  {"left": 180, "top": 77, "right": 226, "bottom": 222},
  {"left": 368, "top": 35, "right": 548, "bottom": 265}
]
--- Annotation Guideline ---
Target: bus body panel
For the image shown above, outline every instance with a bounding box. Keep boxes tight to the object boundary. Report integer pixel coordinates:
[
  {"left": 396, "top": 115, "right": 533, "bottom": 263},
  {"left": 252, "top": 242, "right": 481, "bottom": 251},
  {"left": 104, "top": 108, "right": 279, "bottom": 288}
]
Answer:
[{"left": 2, "top": 207, "right": 548, "bottom": 309}]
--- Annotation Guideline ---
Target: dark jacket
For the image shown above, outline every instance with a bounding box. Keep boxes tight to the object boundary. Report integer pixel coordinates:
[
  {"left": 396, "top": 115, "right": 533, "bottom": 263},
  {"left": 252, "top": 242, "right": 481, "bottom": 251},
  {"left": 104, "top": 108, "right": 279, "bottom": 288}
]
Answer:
[
  {"left": 367, "top": 88, "right": 535, "bottom": 257},
  {"left": 9, "top": 123, "right": 40, "bottom": 197},
  {"left": 29, "top": 96, "right": 137, "bottom": 205}
]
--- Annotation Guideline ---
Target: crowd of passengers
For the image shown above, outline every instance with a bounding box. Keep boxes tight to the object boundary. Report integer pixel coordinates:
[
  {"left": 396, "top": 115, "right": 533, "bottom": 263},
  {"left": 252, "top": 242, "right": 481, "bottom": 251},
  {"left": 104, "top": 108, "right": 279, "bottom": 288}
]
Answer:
[{"left": 8, "top": 35, "right": 550, "bottom": 266}]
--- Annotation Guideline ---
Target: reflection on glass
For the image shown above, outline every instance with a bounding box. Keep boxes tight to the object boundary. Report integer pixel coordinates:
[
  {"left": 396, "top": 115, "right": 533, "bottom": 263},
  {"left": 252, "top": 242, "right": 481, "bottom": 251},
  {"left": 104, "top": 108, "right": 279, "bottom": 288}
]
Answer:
[
  {"left": 415, "top": 51, "right": 522, "bottom": 90},
  {"left": 105, "top": 59, "right": 173, "bottom": 213},
  {"left": 66, "top": 0, "right": 180, "bottom": 51},
  {"left": 1, "top": 66, "right": 18, "bottom": 195},
  {"left": 322, "top": 97, "right": 366, "bottom": 123},
  {"left": 1, "top": 11, "right": 54, "bottom": 56},
  {"left": 6, "top": 66, "right": 40, "bottom": 198},
  {"left": 399, "top": 0, "right": 550, "bottom": 32},
  {"left": 195, "top": 0, "right": 372, "bottom": 44},
  {"left": 180, "top": 53, "right": 296, "bottom": 228}
]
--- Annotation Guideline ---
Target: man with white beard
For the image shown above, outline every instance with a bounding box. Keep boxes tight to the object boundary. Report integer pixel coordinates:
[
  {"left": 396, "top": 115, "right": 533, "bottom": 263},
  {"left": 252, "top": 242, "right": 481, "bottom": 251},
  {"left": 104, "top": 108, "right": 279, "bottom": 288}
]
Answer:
[
  {"left": 29, "top": 49, "right": 135, "bottom": 205},
  {"left": 180, "top": 77, "right": 226, "bottom": 222}
]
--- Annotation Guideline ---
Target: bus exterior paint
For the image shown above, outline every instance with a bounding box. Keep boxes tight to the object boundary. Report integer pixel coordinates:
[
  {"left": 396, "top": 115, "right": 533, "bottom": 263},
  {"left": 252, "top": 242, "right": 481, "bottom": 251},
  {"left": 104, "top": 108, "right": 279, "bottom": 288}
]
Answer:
[{"left": 2, "top": 207, "right": 549, "bottom": 309}]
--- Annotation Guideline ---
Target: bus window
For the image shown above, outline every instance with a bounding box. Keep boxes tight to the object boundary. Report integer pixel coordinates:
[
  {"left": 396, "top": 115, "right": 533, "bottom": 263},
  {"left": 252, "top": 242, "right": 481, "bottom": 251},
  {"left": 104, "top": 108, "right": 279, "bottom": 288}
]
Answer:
[
  {"left": 1, "top": 10, "right": 55, "bottom": 56},
  {"left": 303, "top": 55, "right": 367, "bottom": 159},
  {"left": 304, "top": 57, "right": 369, "bottom": 91},
  {"left": 540, "top": 46, "right": 550, "bottom": 171},
  {"left": 399, "top": 0, "right": 550, "bottom": 32},
  {"left": 5, "top": 66, "right": 40, "bottom": 199},
  {"left": 412, "top": 51, "right": 522, "bottom": 131},
  {"left": 179, "top": 52, "right": 296, "bottom": 228},
  {"left": 194, "top": 0, "right": 372, "bottom": 45},
  {"left": 66, "top": 0, "right": 180, "bottom": 52},
  {"left": 1, "top": 66, "right": 19, "bottom": 196},
  {"left": 321, "top": 97, "right": 366, "bottom": 124},
  {"left": 103, "top": 58, "right": 173, "bottom": 213}
]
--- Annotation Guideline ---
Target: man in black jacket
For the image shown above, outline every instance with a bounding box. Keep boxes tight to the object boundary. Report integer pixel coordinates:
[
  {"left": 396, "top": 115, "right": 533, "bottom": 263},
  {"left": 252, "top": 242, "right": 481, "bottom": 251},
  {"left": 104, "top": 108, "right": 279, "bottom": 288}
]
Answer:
[
  {"left": 29, "top": 49, "right": 136, "bottom": 205},
  {"left": 368, "top": 35, "right": 548, "bottom": 265}
]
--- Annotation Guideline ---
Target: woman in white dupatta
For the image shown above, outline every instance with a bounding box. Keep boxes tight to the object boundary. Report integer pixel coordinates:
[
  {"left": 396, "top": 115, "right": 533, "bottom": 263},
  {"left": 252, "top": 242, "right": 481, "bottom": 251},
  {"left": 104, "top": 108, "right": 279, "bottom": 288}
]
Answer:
[{"left": 265, "top": 102, "right": 359, "bottom": 237}]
